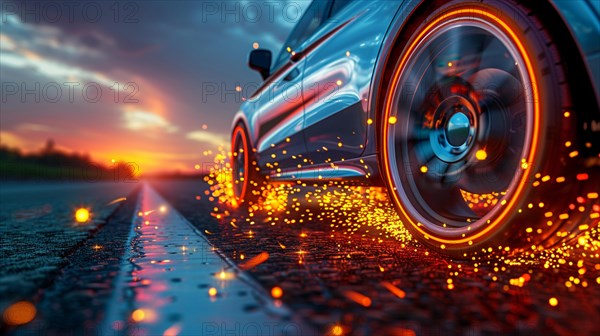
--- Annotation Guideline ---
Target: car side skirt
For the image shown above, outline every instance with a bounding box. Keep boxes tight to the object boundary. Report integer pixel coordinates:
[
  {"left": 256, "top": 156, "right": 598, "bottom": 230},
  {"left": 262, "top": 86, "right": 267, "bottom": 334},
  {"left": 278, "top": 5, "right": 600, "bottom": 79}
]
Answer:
[{"left": 267, "top": 154, "right": 383, "bottom": 186}]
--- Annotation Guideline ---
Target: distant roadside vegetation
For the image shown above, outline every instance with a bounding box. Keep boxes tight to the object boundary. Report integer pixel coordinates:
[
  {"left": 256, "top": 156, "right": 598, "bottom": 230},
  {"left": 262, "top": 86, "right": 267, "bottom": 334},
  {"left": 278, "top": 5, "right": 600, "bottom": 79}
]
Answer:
[{"left": 0, "top": 140, "right": 137, "bottom": 181}]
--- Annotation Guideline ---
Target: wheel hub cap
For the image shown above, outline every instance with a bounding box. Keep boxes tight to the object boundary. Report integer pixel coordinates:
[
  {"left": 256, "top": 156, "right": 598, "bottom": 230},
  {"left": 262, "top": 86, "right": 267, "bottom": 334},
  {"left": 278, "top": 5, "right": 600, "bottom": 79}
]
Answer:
[
  {"left": 430, "top": 95, "right": 477, "bottom": 163},
  {"left": 446, "top": 112, "right": 471, "bottom": 146}
]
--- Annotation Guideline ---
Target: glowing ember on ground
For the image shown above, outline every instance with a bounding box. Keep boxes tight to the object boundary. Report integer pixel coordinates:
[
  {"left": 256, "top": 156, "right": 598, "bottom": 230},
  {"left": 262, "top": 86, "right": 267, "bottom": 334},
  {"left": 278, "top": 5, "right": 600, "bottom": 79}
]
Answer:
[
  {"left": 131, "top": 309, "right": 145, "bottom": 322},
  {"left": 271, "top": 286, "right": 283, "bottom": 299},
  {"left": 239, "top": 252, "right": 269, "bottom": 270},
  {"left": 216, "top": 270, "right": 235, "bottom": 280},
  {"left": 75, "top": 208, "right": 90, "bottom": 223},
  {"left": 3, "top": 301, "right": 36, "bottom": 326},
  {"left": 129, "top": 308, "right": 156, "bottom": 323},
  {"left": 344, "top": 290, "right": 372, "bottom": 307},
  {"left": 331, "top": 324, "right": 344, "bottom": 335}
]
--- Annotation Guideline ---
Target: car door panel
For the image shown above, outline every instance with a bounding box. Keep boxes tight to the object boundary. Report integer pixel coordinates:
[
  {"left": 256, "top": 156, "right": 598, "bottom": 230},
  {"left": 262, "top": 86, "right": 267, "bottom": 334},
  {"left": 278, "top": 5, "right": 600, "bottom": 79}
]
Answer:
[
  {"left": 301, "top": 0, "right": 401, "bottom": 164},
  {"left": 249, "top": 60, "right": 306, "bottom": 169},
  {"left": 245, "top": 0, "right": 333, "bottom": 172}
]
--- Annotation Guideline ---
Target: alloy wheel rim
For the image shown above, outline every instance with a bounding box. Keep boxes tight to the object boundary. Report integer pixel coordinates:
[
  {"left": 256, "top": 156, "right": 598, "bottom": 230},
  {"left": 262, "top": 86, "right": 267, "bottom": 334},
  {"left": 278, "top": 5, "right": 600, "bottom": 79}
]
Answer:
[{"left": 386, "top": 18, "right": 535, "bottom": 236}]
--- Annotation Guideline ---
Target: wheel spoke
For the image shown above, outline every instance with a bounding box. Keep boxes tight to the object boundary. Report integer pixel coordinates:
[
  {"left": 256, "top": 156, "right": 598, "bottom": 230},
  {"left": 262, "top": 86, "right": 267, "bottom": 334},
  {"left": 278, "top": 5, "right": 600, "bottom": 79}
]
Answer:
[
  {"left": 469, "top": 68, "right": 523, "bottom": 106},
  {"left": 415, "top": 180, "right": 479, "bottom": 223},
  {"left": 458, "top": 162, "right": 514, "bottom": 195},
  {"left": 411, "top": 140, "right": 436, "bottom": 164}
]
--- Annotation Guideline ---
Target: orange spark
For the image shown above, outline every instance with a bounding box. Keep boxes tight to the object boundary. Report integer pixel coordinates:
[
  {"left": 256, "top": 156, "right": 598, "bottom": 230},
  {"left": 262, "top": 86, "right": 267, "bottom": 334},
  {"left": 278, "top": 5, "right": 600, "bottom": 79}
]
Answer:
[
  {"left": 75, "top": 208, "right": 90, "bottom": 223},
  {"left": 344, "top": 290, "right": 372, "bottom": 307},
  {"left": 271, "top": 286, "right": 283, "bottom": 299},
  {"left": 3, "top": 301, "right": 36, "bottom": 326},
  {"left": 106, "top": 197, "right": 127, "bottom": 206},
  {"left": 381, "top": 281, "right": 406, "bottom": 299},
  {"left": 239, "top": 252, "right": 269, "bottom": 270}
]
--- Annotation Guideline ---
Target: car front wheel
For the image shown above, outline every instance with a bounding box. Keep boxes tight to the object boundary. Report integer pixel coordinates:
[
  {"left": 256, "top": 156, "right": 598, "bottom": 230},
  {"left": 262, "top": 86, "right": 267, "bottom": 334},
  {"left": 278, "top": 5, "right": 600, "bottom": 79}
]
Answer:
[{"left": 380, "top": 0, "right": 599, "bottom": 256}]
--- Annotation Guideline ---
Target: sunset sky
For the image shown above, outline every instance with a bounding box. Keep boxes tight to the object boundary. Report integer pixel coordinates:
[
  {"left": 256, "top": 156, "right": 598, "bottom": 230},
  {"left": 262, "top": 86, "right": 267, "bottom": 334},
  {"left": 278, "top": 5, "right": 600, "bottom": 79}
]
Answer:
[{"left": 0, "top": 0, "right": 309, "bottom": 174}]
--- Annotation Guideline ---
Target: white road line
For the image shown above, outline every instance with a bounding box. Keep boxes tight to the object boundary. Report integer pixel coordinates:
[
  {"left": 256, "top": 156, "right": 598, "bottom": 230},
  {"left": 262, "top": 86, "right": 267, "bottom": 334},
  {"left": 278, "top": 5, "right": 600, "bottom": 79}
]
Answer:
[{"left": 101, "top": 183, "right": 314, "bottom": 335}]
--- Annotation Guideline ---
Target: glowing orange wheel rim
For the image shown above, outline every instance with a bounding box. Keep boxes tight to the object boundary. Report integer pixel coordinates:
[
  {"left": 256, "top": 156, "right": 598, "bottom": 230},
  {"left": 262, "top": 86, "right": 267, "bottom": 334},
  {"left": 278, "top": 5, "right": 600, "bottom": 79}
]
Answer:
[
  {"left": 231, "top": 125, "right": 249, "bottom": 202},
  {"left": 381, "top": 8, "right": 540, "bottom": 247}
]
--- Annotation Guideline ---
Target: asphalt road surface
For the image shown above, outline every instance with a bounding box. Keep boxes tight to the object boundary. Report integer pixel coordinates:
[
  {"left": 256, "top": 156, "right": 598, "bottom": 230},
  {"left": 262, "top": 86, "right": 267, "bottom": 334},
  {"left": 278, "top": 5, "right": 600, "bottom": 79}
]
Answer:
[
  {"left": 0, "top": 182, "right": 137, "bottom": 310},
  {"left": 1, "top": 178, "right": 599, "bottom": 335}
]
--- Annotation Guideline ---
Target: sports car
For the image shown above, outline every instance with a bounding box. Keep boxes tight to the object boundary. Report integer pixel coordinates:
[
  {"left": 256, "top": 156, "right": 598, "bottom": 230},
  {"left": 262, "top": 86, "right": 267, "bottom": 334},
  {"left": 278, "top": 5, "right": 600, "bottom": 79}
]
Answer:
[{"left": 231, "top": 0, "right": 600, "bottom": 256}]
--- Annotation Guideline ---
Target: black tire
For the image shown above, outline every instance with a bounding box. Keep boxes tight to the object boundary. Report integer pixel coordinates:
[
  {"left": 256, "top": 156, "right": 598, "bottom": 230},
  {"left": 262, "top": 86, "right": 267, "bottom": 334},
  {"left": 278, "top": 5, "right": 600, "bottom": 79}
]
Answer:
[
  {"left": 231, "top": 123, "right": 264, "bottom": 205},
  {"left": 379, "top": 0, "right": 599, "bottom": 257}
]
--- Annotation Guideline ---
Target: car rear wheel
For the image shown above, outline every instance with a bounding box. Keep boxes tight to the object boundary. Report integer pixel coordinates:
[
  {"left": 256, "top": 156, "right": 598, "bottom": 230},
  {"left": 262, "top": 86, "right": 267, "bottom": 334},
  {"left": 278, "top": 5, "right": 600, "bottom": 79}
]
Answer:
[
  {"left": 231, "top": 124, "right": 263, "bottom": 205},
  {"left": 380, "top": 0, "right": 599, "bottom": 256}
]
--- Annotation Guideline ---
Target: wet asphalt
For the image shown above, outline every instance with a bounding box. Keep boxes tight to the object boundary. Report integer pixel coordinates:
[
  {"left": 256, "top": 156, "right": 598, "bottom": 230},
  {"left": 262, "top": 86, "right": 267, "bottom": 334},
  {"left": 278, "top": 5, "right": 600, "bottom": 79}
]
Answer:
[
  {"left": 151, "top": 179, "right": 600, "bottom": 336},
  {"left": 2, "top": 179, "right": 600, "bottom": 335},
  {"left": 1, "top": 182, "right": 139, "bottom": 335}
]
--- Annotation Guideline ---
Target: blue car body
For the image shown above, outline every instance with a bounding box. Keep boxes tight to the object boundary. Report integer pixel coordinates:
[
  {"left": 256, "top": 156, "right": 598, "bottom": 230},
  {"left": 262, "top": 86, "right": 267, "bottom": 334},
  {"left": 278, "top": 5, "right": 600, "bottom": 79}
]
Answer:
[{"left": 233, "top": 0, "right": 599, "bottom": 184}]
